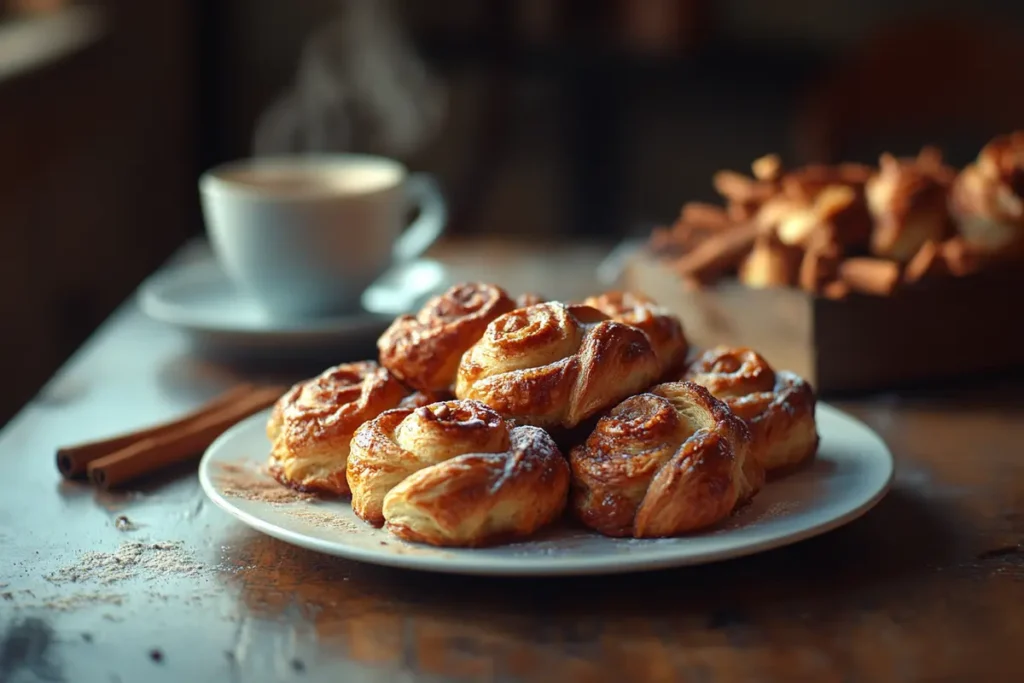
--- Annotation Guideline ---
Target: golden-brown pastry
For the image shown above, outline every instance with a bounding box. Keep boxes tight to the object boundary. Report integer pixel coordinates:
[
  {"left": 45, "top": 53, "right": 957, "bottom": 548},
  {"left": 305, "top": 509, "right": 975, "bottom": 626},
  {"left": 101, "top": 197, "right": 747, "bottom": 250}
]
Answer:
[
  {"left": 950, "top": 132, "right": 1024, "bottom": 255},
  {"left": 377, "top": 283, "right": 518, "bottom": 393},
  {"left": 455, "top": 302, "right": 662, "bottom": 429},
  {"left": 683, "top": 346, "right": 818, "bottom": 472},
  {"left": 866, "top": 151, "right": 954, "bottom": 261},
  {"left": 569, "top": 381, "right": 763, "bottom": 538},
  {"left": 347, "top": 399, "right": 569, "bottom": 546},
  {"left": 267, "top": 361, "right": 408, "bottom": 495},
  {"left": 581, "top": 291, "right": 688, "bottom": 377},
  {"left": 738, "top": 233, "right": 801, "bottom": 289},
  {"left": 757, "top": 182, "right": 871, "bottom": 250}
]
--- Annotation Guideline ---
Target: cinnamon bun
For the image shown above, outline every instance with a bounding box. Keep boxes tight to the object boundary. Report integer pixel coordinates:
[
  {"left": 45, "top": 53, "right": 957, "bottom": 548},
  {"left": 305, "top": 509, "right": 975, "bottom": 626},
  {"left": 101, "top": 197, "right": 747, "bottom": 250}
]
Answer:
[
  {"left": 347, "top": 399, "right": 569, "bottom": 546},
  {"left": 569, "top": 381, "right": 763, "bottom": 538},
  {"left": 581, "top": 291, "right": 688, "bottom": 377},
  {"left": 683, "top": 346, "right": 818, "bottom": 472},
  {"left": 455, "top": 302, "right": 662, "bottom": 428},
  {"left": 377, "top": 283, "right": 518, "bottom": 393},
  {"left": 266, "top": 361, "right": 408, "bottom": 495}
]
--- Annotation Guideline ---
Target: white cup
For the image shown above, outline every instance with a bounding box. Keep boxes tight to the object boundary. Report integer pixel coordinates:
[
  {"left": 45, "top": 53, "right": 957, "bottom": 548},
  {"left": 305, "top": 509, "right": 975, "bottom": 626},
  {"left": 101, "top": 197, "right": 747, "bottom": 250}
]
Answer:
[{"left": 199, "top": 154, "right": 446, "bottom": 320}]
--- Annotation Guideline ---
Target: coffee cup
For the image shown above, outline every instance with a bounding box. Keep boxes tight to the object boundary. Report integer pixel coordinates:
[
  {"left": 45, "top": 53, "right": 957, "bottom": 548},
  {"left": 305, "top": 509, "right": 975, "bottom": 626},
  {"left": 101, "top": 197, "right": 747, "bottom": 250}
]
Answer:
[{"left": 199, "top": 154, "right": 446, "bottom": 320}]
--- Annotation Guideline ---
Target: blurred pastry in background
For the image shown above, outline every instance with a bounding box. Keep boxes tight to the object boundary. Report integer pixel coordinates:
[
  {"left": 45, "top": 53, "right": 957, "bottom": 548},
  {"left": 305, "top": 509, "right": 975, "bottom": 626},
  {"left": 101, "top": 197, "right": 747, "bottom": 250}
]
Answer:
[
  {"left": 950, "top": 132, "right": 1024, "bottom": 256},
  {"left": 648, "top": 132, "right": 1024, "bottom": 298},
  {"left": 738, "top": 233, "right": 801, "bottom": 289},
  {"left": 866, "top": 148, "right": 955, "bottom": 261}
]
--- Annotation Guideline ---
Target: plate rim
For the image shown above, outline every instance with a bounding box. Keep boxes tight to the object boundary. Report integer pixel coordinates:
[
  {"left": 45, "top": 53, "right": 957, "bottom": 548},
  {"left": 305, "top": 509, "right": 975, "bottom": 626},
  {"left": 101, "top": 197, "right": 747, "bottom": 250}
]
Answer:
[{"left": 199, "top": 404, "right": 894, "bottom": 576}]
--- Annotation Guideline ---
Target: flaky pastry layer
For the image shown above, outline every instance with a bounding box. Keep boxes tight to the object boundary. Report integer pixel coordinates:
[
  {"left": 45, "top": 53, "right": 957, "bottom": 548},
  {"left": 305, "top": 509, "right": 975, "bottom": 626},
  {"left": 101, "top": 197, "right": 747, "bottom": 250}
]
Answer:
[
  {"left": 266, "top": 361, "right": 407, "bottom": 495},
  {"left": 582, "top": 290, "right": 689, "bottom": 378},
  {"left": 347, "top": 399, "right": 569, "bottom": 546},
  {"left": 455, "top": 301, "right": 662, "bottom": 428},
  {"left": 684, "top": 346, "right": 819, "bottom": 472},
  {"left": 377, "top": 282, "right": 517, "bottom": 393},
  {"left": 569, "top": 381, "right": 763, "bottom": 538}
]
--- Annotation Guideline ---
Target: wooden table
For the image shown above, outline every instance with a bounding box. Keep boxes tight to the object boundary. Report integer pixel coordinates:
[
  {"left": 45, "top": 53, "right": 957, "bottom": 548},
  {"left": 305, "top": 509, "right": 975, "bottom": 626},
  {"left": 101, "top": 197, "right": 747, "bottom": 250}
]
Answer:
[{"left": 1, "top": 239, "right": 1022, "bottom": 683}]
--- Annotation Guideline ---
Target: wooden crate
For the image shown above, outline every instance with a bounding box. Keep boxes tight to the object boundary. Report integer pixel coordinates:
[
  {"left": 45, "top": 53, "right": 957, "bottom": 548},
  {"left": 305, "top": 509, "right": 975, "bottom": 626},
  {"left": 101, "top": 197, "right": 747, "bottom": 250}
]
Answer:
[{"left": 622, "top": 249, "right": 1024, "bottom": 395}]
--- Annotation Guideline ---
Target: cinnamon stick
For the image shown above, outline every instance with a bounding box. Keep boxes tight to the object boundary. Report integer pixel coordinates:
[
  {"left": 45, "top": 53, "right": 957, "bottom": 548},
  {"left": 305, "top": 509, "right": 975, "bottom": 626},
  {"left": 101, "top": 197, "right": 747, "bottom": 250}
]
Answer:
[
  {"left": 838, "top": 257, "right": 901, "bottom": 296},
  {"left": 670, "top": 223, "right": 758, "bottom": 280},
  {"left": 86, "top": 385, "right": 284, "bottom": 490},
  {"left": 56, "top": 384, "right": 259, "bottom": 478}
]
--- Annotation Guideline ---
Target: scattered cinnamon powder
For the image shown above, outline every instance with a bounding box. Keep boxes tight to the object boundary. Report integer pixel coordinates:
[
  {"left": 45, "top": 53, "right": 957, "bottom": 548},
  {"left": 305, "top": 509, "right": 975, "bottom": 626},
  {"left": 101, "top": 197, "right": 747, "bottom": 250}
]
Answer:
[
  {"left": 721, "top": 500, "right": 800, "bottom": 530},
  {"left": 45, "top": 541, "right": 205, "bottom": 585},
  {"left": 756, "top": 501, "right": 800, "bottom": 520},
  {"left": 284, "top": 507, "right": 361, "bottom": 533},
  {"left": 213, "top": 462, "right": 315, "bottom": 504}
]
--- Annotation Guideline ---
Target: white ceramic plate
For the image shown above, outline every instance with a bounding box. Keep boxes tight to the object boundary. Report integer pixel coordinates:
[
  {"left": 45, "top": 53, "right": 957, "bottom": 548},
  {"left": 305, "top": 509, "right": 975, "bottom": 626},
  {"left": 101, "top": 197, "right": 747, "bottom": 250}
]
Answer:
[
  {"left": 200, "top": 405, "right": 893, "bottom": 576},
  {"left": 138, "top": 257, "right": 449, "bottom": 358}
]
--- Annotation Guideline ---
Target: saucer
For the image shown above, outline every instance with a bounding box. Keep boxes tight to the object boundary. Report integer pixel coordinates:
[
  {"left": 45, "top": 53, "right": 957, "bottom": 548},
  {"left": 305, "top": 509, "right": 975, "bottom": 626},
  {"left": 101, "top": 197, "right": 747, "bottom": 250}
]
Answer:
[{"left": 138, "top": 253, "right": 449, "bottom": 360}]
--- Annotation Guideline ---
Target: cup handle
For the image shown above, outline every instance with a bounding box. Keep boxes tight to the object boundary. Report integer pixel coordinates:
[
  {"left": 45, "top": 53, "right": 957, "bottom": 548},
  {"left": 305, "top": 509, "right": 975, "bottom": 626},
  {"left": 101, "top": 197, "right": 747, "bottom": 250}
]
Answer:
[{"left": 393, "top": 173, "right": 447, "bottom": 262}]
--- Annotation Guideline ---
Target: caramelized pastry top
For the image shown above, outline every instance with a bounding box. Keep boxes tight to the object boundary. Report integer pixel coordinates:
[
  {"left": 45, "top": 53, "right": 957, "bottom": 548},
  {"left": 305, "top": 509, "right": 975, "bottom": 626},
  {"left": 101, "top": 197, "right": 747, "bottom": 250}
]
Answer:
[
  {"left": 683, "top": 346, "right": 776, "bottom": 399},
  {"left": 569, "top": 381, "right": 762, "bottom": 538},
  {"left": 347, "top": 399, "right": 569, "bottom": 545},
  {"left": 266, "top": 361, "right": 408, "bottom": 495},
  {"left": 581, "top": 291, "right": 688, "bottom": 376},
  {"left": 684, "top": 347, "right": 819, "bottom": 472},
  {"left": 393, "top": 401, "right": 511, "bottom": 461},
  {"left": 455, "top": 301, "right": 662, "bottom": 428},
  {"left": 377, "top": 282, "right": 518, "bottom": 392},
  {"left": 269, "top": 361, "right": 407, "bottom": 447}
]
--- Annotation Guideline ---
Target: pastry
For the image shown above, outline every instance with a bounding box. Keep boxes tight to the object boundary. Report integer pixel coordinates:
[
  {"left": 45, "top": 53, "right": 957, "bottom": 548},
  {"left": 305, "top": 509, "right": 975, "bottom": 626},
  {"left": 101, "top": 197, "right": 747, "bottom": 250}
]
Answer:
[
  {"left": 267, "top": 361, "right": 408, "bottom": 495},
  {"left": 581, "top": 291, "right": 688, "bottom": 377},
  {"left": 347, "top": 399, "right": 569, "bottom": 546},
  {"left": 738, "top": 233, "right": 801, "bottom": 289},
  {"left": 683, "top": 346, "right": 818, "bottom": 472},
  {"left": 569, "top": 381, "right": 763, "bottom": 538},
  {"left": 949, "top": 132, "right": 1024, "bottom": 256},
  {"left": 866, "top": 151, "right": 954, "bottom": 261},
  {"left": 454, "top": 301, "right": 662, "bottom": 429},
  {"left": 377, "top": 283, "right": 518, "bottom": 393}
]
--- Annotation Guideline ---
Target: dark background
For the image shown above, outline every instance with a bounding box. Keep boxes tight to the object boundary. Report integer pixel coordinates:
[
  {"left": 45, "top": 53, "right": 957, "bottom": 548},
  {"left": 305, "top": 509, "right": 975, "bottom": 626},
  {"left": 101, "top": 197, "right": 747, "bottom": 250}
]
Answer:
[{"left": 2, "top": 0, "right": 1023, "bottom": 423}]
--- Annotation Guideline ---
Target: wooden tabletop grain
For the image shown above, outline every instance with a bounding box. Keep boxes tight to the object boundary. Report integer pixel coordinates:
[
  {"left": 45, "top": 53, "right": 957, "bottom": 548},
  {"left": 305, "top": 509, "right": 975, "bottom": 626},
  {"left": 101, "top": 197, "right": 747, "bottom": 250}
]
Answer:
[{"left": 1, "top": 239, "right": 1022, "bottom": 683}]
